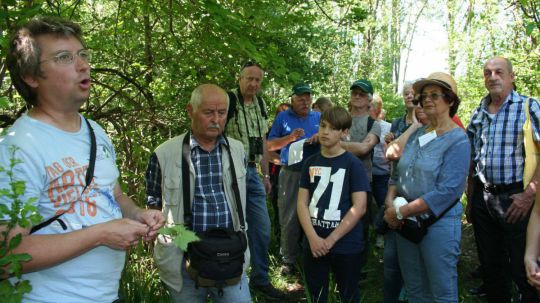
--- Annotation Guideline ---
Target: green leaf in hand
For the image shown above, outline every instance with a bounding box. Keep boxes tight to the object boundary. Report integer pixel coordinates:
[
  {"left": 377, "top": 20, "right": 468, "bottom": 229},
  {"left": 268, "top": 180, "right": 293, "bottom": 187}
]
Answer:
[{"left": 158, "top": 225, "right": 199, "bottom": 251}]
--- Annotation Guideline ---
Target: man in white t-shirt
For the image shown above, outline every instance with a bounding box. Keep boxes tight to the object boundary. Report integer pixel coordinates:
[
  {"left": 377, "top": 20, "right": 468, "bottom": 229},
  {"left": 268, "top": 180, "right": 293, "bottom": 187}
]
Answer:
[{"left": 0, "top": 16, "right": 164, "bottom": 303}]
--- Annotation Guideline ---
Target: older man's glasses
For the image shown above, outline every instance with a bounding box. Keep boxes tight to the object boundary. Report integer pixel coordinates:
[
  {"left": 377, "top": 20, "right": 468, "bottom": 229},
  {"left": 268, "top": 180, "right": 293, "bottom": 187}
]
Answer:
[
  {"left": 419, "top": 93, "right": 445, "bottom": 102},
  {"left": 40, "top": 49, "right": 91, "bottom": 65}
]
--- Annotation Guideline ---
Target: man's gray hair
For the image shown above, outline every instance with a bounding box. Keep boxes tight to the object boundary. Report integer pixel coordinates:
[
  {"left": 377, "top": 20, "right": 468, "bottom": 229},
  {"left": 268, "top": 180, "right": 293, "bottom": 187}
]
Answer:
[{"left": 190, "top": 84, "right": 229, "bottom": 111}]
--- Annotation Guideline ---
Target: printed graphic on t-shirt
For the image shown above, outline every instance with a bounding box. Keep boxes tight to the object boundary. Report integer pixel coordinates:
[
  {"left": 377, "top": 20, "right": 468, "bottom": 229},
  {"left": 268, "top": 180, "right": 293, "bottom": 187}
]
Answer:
[
  {"left": 309, "top": 166, "right": 345, "bottom": 226},
  {"left": 44, "top": 142, "right": 119, "bottom": 219},
  {"left": 45, "top": 156, "right": 98, "bottom": 217}
]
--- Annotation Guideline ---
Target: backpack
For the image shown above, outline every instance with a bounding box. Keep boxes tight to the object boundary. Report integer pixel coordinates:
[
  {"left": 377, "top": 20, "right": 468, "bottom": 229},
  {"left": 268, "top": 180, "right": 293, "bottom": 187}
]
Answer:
[
  {"left": 366, "top": 116, "right": 376, "bottom": 161},
  {"left": 226, "top": 89, "right": 267, "bottom": 127}
]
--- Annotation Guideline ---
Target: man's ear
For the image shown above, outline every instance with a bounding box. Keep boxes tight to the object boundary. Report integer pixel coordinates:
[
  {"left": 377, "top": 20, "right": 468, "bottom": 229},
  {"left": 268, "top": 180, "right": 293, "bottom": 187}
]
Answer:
[
  {"left": 187, "top": 104, "right": 194, "bottom": 118},
  {"left": 23, "top": 75, "right": 39, "bottom": 89}
]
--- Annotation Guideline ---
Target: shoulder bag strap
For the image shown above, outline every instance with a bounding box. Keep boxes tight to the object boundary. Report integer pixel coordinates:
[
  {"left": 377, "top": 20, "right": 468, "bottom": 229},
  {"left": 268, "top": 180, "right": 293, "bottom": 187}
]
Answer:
[
  {"left": 421, "top": 199, "right": 460, "bottom": 228},
  {"left": 181, "top": 133, "right": 192, "bottom": 227},
  {"left": 30, "top": 117, "right": 96, "bottom": 234},
  {"left": 222, "top": 136, "right": 246, "bottom": 229}
]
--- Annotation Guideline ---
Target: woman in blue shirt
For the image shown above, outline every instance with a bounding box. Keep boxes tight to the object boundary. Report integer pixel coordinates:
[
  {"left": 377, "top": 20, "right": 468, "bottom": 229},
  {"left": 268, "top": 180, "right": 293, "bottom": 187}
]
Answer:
[{"left": 383, "top": 72, "right": 471, "bottom": 302}]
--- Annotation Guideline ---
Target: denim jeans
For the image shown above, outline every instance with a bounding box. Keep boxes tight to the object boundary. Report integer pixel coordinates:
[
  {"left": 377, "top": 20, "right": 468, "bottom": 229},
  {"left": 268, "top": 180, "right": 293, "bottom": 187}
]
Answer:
[
  {"left": 303, "top": 246, "right": 362, "bottom": 303},
  {"left": 471, "top": 178, "right": 539, "bottom": 303},
  {"left": 383, "top": 230, "right": 403, "bottom": 303},
  {"left": 396, "top": 203, "right": 462, "bottom": 303},
  {"left": 166, "top": 263, "right": 251, "bottom": 303},
  {"left": 245, "top": 166, "right": 272, "bottom": 286}
]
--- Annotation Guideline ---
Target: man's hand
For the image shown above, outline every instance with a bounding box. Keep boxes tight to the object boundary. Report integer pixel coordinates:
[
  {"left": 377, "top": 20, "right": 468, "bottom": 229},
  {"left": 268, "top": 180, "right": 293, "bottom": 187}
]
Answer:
[
  {"left": 323, "top": 235, "right": 337, "bottom": 252},
  {"left": 307, "top": 234, "right": 330, "bottom": 258},
  {"left": 99, "top": 218, "right": 150, "bottom": 250},
  {"left": 133, "top": 209, "right": 165, "bottom": 241},
  {"left": 384, "top": 207, "right": 403, "bottom": 229},
  {"left": 289, "top": 128, "right": 305, "bottom": 142},
  {"left": 384, "top": 132, "right": 395, "bottom": 144},
  {"left": 506, "top": 191, "right": 534, "bottom": 224},
  {"left": 263, "top": 177, "right": 272, "bottom": 194},
  {"left": 525, "top": 255, "right": 540, "bottom": 289},
  {"left": 306, "top": 132, "right": 319, "bottom": 144}
]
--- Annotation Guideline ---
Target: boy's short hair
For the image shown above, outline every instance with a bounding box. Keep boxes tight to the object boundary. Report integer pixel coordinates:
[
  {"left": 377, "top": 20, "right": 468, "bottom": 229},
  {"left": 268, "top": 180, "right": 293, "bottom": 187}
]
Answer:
[
  {"left": 7, "top": 16, "right": 84, "bottom": 106},
  {"left": 321, "top": 106, "right": 351, "bottom": 131}
]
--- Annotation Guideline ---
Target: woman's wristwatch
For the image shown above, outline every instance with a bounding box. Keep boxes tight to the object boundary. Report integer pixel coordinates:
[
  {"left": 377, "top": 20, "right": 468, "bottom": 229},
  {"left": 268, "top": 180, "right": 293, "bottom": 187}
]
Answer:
[{"left": 396, "top": 206, "right": 404, "bottom": 220}]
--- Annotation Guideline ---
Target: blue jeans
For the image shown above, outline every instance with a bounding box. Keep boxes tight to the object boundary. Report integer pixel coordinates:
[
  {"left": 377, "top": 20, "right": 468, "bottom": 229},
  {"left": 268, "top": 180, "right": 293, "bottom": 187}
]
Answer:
[
  {"left": 383, "top": 231, "right": 403, "bottom": 303},
  {"left": 166, "top": 264, "right": 251, "bottom": 303},
  {"left": 396, "top": 203, "right": 462, "bottom": 303},
  {"left": 246, "top": 166, "right": 271, "bottom": 285},
  {"left": 303, "top": 246, "right": 362, "bottom": 303}
]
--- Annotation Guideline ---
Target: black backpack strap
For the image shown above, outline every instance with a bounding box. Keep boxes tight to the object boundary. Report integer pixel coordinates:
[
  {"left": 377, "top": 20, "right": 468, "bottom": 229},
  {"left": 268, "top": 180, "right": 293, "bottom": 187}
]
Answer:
[
  {"left": 30, "top": 117, "right": 96, "bottom": 234},
  {"left": 366, "top": 116, "right": 376, "bottom": 161},
  {"left": 225, "top": 91, "right": 238, "bottom": 127},
  {"left": 181, "top": 134, "right": 245, "bottom": 229},
  {"left": 367, "top": 116, "right": 375, "bottom": 132},
  {"left": 257, "top": 95, "right": 267, "bottom": 119}
]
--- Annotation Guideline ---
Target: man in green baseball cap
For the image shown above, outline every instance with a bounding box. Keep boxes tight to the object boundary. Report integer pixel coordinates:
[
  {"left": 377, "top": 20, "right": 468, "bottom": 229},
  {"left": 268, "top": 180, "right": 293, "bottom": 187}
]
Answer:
[
  {"left": 341, "top": 78, "right": 381, "bottom": 278},
  {"left": 290, "top": 82, "right": 312, "bottom": 97},
  {"left": 350, "top": 79, "right": 374, "bottom": 95},
  {"left": 267, "top": 81, "right": 320, "bottom": 277}
]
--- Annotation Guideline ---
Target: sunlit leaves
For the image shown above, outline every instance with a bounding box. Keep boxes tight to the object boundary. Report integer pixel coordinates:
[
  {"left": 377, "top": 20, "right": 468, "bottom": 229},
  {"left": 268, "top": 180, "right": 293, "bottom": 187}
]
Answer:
[{"left": 158, "top": 225, "right": 200, "bottom": 251}]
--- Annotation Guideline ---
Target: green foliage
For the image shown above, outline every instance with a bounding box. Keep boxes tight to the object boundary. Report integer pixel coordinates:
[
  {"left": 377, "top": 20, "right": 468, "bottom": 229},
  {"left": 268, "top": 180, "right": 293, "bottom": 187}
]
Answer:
[
  {"left": 158, "top": 225, "right": 200, "bottom": 252},
  {"left": 0, "top": 146, "right": 42, "bottom": 303},
  {"left": 119, "top": 244, "right": 168, "bottom": 303}
]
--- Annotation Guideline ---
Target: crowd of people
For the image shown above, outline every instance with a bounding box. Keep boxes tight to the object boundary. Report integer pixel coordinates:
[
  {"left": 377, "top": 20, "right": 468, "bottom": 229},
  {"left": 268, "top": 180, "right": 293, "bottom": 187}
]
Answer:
[{"left": 1, "top": 16, "right": 540, "bottom": 303}]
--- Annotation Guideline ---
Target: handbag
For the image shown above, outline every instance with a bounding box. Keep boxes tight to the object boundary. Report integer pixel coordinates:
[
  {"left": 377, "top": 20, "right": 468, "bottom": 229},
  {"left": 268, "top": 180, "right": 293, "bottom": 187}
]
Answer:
[
  {"left": 523, "top": 97, "right": 539, "bottom": 189},
  {"left": 397, "top": 199, "right": 459, "bottom": 244},
  {"left": 181, "top": 134, "right": 247, "bottom": 293}
]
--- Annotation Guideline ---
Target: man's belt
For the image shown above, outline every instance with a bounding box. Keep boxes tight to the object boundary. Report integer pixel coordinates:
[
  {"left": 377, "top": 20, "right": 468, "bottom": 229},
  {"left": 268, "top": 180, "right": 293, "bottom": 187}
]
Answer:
[{"left": 478, "top": 178, "right": 523, "bottom": 195}]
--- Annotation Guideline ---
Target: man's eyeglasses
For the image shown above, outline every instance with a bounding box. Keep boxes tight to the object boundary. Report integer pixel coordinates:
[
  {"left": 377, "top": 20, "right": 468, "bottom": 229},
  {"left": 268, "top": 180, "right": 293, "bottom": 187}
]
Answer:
[
  {"left": 419, "top": 93, "right": 446, "bottom": 103},
  {"left": 241, "top": 60, "right": 262, "bottom": 71},
  {"left": 40, "top": 49, "right": 91, "bottom": 65}
]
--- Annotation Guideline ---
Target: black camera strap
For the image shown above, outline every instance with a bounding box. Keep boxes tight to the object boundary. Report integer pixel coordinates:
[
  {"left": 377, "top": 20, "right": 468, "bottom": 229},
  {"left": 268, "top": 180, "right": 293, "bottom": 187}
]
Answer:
[
  {"left": 30, "top": 117, "right": 96, "bottom": 234},
  {"left": 182, "top": 133, "right": 245, "bottom": 230}
]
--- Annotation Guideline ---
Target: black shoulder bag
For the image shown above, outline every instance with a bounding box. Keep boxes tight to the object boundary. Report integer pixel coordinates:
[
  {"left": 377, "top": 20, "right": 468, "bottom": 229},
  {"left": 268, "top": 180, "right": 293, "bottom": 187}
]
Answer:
[
  {"left": 397, "top": 199, "right": 459, "bottom": 244},
  {"left": 30, "top": 117, "right": 96, "bottom": 234},
  {"left": 181, "top": 134, "right": 247, "bottom": 295}
]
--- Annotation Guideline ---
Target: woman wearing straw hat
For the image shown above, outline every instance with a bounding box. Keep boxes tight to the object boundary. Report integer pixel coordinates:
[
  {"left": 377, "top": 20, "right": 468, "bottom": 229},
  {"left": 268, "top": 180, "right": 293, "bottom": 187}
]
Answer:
[{"left": 383, "top": 72, "right": 471, "bottom": 302}]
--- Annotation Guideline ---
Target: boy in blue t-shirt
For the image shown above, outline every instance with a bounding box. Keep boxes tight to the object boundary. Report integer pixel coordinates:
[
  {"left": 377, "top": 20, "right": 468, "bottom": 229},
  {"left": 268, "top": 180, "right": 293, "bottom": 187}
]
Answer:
[{"left": 297, "top": 106, "right": 370, "bottom": 303}]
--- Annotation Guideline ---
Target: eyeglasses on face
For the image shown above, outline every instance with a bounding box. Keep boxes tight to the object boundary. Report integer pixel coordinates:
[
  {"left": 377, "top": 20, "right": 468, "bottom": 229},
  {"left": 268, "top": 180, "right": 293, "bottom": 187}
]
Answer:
[
  {"left": 40, "top": 49, "right": 91, "bottom": 65},
  {"left": 419, "top": 92, "right": 446, "bottom": 102}
]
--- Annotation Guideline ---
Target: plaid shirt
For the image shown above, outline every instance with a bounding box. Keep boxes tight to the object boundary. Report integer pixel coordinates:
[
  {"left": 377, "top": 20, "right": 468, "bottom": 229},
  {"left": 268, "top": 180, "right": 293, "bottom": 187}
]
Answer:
[
  {"left": 145, "top": 135, "right": 233, "bottom": 232},
  {"left": 467, "top": 91, "right": 540, "bottom": 185},
  {"left": 225, "top": 89, "right": 267, "bottom": 162}
]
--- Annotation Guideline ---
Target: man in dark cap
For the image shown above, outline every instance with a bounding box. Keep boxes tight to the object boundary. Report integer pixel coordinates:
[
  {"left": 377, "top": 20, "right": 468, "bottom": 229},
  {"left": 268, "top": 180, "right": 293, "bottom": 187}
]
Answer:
[
  {"left": 268, "top": 82, "right": 321, "bottom": 275},
  {"left": 341, "top": 79, "right": 381, "bottom": 276}
]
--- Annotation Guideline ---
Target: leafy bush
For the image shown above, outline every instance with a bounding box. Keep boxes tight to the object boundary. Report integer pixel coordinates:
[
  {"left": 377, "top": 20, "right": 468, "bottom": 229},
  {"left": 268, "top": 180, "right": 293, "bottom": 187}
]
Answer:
[{"left": 0, "top": 146, "right": 42, "bottom": 303}]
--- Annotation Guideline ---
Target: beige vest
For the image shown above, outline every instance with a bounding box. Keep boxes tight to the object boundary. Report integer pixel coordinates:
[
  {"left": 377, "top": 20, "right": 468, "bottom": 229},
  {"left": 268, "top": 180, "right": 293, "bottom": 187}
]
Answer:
[{"left": 152, "top": 133, "right": 248, "bottom": 292}]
